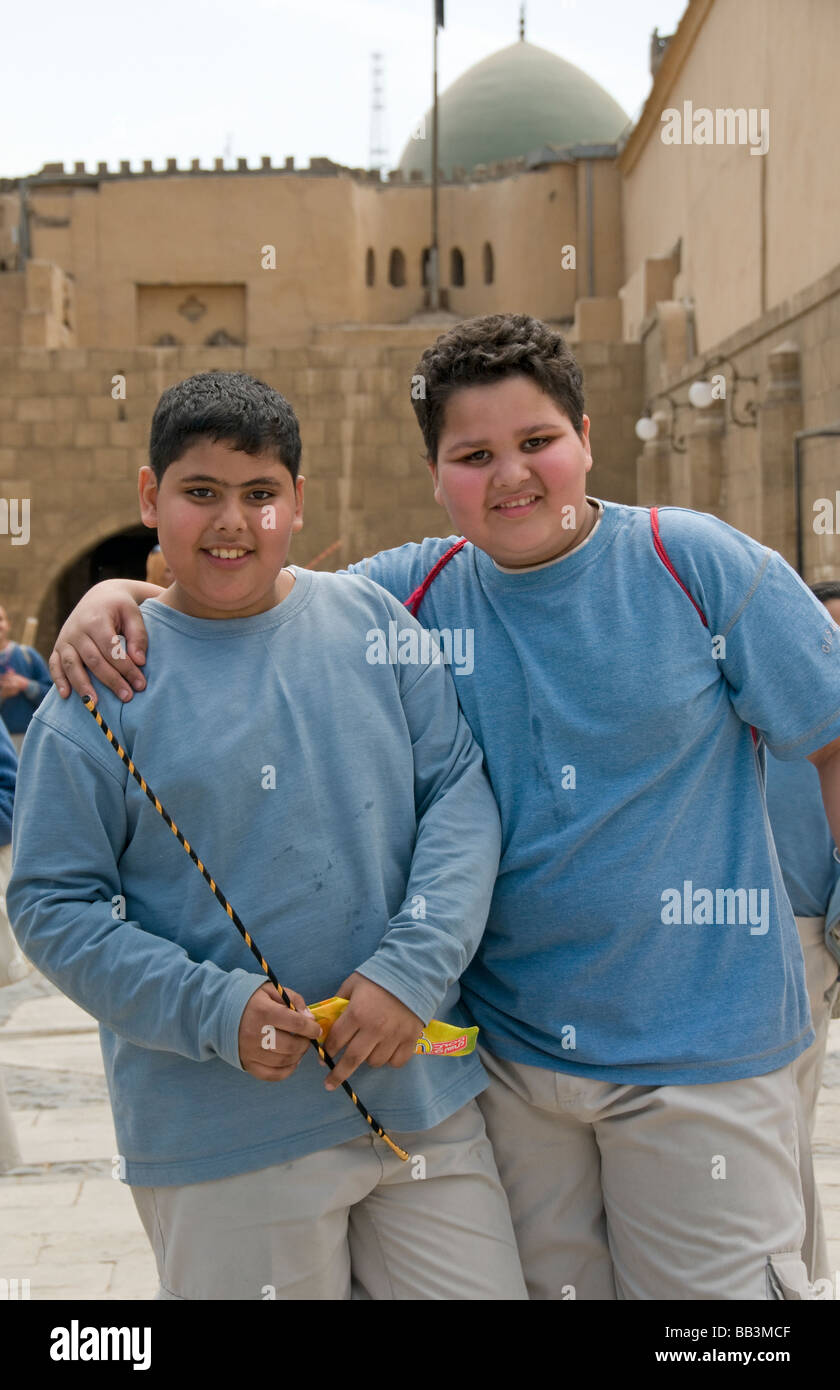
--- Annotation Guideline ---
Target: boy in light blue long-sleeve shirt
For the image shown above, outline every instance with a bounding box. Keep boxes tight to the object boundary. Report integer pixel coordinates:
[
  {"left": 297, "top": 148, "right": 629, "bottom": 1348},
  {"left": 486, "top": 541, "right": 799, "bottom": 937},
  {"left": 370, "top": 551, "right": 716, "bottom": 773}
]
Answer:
[{"left": 8, "top": 372, "right": 526, "bottom": 1301}]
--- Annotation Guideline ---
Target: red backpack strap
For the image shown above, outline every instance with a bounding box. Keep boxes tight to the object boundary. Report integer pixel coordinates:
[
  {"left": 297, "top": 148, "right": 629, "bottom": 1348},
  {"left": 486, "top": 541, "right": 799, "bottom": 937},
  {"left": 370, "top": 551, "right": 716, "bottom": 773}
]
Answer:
[
  {"left": 650, "top": 507, "right": 759, "bottom": 748},
  {"left": 403, "top": 538, "right": 467, "bottom": 618},
  {"left": 650, "top": 506, "right": 708, "bottom": 628}
]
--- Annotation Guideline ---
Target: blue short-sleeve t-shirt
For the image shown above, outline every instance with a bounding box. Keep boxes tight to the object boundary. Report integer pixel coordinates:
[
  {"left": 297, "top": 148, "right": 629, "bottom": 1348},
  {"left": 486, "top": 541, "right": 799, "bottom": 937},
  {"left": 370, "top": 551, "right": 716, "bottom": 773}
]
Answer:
[{"left": 349, "top": 501, "right": 840, "bottom": 1084}]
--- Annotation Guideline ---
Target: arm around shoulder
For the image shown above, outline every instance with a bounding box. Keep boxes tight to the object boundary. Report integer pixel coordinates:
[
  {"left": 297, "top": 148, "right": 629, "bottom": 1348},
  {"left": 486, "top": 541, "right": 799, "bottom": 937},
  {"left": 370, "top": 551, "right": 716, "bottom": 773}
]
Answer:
[{"left": 49, "top": 578, "right": 161, "bottom": 702}]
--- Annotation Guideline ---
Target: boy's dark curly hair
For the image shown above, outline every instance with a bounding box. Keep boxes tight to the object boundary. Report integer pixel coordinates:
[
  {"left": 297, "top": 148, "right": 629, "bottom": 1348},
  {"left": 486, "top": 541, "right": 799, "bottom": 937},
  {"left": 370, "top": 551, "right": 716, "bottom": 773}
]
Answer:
[
  {"left": 410, "top": 314, "right": 586, "bottom": 462},
  {"left": 812, "top": 580, "right": 840, "bottom": 605}
]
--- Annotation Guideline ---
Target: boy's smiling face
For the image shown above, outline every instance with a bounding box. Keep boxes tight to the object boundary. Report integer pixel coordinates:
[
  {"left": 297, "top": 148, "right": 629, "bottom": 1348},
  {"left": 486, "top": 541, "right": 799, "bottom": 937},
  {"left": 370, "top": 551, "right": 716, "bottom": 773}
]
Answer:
[
  {"left": 138, "top": 439, "right": 304, "bottom": 619},
  {"left": 429, "top": 374, "right": 596, "bottom": 568}
]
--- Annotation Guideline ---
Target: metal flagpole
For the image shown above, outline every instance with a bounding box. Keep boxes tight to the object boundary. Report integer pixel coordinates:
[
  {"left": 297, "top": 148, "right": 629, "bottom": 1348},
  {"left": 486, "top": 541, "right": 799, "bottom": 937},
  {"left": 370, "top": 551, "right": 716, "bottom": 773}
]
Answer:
[{"left": 430, "top": 0, "right": 443, "bottom": 310}]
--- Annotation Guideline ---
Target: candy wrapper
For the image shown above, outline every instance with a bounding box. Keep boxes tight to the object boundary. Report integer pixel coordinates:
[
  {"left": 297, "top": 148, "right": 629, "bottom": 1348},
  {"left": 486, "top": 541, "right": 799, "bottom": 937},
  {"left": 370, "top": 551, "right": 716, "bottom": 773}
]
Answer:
[{"left": 308, "top": 996, "right": 478, "bottom": 1056}]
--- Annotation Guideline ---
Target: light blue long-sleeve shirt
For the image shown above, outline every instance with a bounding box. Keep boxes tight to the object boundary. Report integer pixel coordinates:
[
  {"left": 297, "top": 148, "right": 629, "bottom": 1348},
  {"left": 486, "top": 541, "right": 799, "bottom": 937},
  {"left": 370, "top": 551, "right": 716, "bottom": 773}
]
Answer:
[
  {"left": 8, "top": 569, "right": 501, "bottom": 1185},
  {"left": 349, "top": 501, "right": 840, "bottom": 1085}
]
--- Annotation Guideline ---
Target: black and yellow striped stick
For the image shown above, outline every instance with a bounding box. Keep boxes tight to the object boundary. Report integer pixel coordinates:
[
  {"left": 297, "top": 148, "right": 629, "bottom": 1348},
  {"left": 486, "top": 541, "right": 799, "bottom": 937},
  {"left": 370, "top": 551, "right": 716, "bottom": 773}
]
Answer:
[{"left": 81, "top": 695, "right": 410, "bottom": 1161}]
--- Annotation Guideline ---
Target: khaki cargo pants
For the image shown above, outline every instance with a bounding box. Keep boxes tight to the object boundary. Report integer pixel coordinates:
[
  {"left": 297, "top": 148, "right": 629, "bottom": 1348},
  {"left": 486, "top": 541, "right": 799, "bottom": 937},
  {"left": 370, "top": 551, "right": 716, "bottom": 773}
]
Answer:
[
  {"left": 477, "top": 1045, "right": 825, "bottom": 1300},
  {"left": 130, "top": 1098, "right": 528, "bottom": 1300}
]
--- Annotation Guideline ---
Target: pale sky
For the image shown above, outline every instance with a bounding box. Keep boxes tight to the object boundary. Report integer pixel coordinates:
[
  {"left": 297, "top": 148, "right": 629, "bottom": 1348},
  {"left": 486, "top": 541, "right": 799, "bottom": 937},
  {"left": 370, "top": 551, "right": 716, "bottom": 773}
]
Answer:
[{"left": 1, "top": 0, "right": 689, "bottom": 180}]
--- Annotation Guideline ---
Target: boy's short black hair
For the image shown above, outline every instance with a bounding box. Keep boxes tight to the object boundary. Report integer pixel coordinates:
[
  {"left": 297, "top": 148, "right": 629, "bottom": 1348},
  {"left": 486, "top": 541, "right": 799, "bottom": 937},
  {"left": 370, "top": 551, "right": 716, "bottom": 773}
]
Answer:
[
  {"left": 811, "top": 579, "right": 840, "bottom": 605},
  {"left": 410, "top": 313, "right": 585, "bottom": 462},
  {"left": 149, "top": 372, "right": 302, "bottom": 483}
]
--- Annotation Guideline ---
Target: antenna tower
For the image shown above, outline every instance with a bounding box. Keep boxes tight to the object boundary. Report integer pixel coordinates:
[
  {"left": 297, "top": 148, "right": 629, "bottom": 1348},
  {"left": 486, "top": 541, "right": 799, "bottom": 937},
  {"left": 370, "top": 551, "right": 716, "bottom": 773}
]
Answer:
[{"left": 369, "top": 51, "right": 388, "bottom": 178}]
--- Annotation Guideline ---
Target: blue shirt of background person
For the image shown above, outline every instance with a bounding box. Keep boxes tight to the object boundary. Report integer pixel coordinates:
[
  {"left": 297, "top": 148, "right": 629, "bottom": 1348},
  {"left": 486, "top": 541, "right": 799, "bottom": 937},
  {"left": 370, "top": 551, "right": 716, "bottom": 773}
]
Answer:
[
  {"left": 0, "top": 719, "right": 16, "bottom": 846},
  {"left": 766, "top": 581, "right": 840, "bottom": 963},
  {"left": 0, "top": 607, "right": 51, "bottom": 736}
]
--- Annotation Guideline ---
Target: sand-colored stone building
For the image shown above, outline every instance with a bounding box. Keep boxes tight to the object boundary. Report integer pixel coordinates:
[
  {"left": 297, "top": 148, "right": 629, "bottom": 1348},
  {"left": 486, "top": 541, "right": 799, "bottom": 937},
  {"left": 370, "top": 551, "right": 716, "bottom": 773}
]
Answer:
[{"left": 1, "top": 0, "right": 839, "bottom": 647}]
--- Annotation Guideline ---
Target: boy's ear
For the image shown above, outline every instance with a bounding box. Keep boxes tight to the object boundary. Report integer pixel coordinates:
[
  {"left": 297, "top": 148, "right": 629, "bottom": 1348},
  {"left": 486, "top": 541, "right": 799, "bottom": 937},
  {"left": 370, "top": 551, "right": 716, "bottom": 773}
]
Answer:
[
  {"left": 138, "top": 466, "right": 159, "bottom": 527},
  {"left": 291, "top": 475, "right": 305, "bottom": 533},
  {"left": 581, "top": 415, "right": 593, "bottom": 470},
  {"left": 426, "top": 457, "right": 444, "bottom": 507}
]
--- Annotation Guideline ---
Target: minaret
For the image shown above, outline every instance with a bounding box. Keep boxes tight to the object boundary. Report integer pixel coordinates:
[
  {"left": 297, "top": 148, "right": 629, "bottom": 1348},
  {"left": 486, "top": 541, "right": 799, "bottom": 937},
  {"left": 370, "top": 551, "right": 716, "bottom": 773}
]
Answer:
[{"left": 519, "top": 3, "right": 525, "bottom": 41}]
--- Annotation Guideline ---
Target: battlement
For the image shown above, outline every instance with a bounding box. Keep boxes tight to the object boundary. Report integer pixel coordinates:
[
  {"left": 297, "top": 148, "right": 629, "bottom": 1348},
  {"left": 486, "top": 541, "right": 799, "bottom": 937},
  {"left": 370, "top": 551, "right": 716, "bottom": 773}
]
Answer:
[
  {"left": 0, "top": 140, "right": 619, "bottom": 195},
  {"left": 0, "top": 155, "right": 386, "bottom": 190}
]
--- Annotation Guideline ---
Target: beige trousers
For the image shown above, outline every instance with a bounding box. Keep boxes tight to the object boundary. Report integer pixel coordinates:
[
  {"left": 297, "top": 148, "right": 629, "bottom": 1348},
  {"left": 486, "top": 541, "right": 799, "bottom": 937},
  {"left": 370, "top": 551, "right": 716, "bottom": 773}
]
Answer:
[
  {"left": 130, "top": 1097, "right": 528, "bottom": 1300},
  {"left": 477, "top": 1047, "right": 820, "bottom": 1300},
  {"left": 793, "top": 915, "right": 840, "bottom": 1285},
  {"left": 794, "top": 915, "right": 840, "bottom": 1131}
]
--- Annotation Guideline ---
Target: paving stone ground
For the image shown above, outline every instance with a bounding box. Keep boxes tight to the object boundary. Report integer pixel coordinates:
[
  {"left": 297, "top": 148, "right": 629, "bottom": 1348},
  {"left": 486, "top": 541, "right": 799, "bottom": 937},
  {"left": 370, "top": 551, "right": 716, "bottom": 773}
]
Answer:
[{"left": 1, "top": 968, "right": 839, "bottom": 1300}]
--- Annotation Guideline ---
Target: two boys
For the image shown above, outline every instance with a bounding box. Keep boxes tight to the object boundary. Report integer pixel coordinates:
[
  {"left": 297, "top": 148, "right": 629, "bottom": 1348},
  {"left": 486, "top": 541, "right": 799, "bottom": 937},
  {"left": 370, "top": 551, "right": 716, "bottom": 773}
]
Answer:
[
  {"left": 8, "top": 372, "right": 527, "bottom": 1300},
  {"left": 42, "top": 314, "right": 840, "bottom": 1299}
]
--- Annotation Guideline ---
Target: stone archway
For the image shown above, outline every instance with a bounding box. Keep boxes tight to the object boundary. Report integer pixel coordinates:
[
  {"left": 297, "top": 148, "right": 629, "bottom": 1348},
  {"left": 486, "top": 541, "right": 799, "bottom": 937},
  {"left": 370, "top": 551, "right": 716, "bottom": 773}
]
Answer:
[{"left": 33, "top": 521, "right": 158, "bottom": 657}]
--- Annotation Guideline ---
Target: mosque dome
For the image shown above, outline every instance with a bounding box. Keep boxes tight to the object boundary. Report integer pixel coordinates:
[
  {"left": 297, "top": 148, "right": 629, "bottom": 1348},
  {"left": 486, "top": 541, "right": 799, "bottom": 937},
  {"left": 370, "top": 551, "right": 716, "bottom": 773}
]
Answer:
[{"left": 398, "top": 40, "right": 629, "bottom": 180}]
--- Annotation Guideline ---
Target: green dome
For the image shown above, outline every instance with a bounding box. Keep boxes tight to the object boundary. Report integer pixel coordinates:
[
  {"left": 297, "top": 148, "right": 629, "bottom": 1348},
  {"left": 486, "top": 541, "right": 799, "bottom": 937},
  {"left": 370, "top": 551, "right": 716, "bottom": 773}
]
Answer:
[{"left": 398, "top": 40, "right": 629, "bottom": 179}]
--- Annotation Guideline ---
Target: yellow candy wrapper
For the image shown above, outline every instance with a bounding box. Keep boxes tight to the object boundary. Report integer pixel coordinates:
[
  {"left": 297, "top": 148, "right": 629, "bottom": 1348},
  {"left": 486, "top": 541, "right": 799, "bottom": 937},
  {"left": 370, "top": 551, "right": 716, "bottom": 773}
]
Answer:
[{"left": 308, "top": 996, "right": 478, "bottom": 1057}]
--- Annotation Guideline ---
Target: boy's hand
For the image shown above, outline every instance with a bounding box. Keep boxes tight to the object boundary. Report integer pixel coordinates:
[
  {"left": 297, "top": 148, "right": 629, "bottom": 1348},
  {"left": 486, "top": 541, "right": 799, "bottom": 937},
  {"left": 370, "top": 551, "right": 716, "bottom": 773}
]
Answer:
[
  {"left": 49, "top": 579, "right": 160, "bottom": 703},
  {"left": 324, "top": 972, "right": 424, "bottom": 1090},
  {"left": 238, "top": 982, "right": 323, "bottom": 1081},
  {"left": 0, "top": 671, "right": 29, "bottom": 696}
]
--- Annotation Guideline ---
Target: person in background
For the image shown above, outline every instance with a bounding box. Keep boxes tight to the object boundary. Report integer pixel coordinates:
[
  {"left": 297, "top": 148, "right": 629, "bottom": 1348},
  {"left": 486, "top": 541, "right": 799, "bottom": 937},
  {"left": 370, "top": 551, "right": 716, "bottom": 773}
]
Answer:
[
  {"left": 0, "top": 606, "right": 51, "bottom": 754},
  {"left": 765, "top": 578, "right": 840, "bottom": 1287},
  {"left": 145, "top": 544, "right": 174, "bottom": 589},
  {"left": 0, "top": 717, "right": 22, "bottom": 1171}
]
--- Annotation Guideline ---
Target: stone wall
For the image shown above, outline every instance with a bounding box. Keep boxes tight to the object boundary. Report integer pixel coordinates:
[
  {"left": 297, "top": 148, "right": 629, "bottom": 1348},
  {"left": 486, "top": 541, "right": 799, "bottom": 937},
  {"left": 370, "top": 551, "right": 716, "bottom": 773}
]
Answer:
[
  {"left": 1, "top": 331, "right": 644, "bottom": 653},
  {"left": 620, "top": 0, "right": 840, "bottom": 355},
  {"left": 635, "top": 262, "right": 840, "bottom": 580},
  {"left": 0, "top": 155, "right": 622, "bottom": 348}
]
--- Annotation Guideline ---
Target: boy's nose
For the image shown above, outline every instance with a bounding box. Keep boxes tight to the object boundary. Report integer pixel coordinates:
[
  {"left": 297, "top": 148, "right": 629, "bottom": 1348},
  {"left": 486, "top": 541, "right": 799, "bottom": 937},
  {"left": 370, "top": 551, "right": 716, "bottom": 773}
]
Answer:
[
  {"left": 213, "top": 496, "right": 249, "bottom": 530},
  {"left": 490, "top": 453, "right": 534, "bottom": 488}
]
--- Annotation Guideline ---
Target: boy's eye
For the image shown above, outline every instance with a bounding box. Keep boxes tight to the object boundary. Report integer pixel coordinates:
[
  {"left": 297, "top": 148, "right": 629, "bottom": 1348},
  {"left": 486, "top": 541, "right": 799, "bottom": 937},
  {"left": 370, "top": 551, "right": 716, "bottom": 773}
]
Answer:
[
  {"left": 185, "top": 488, "right": 277, "bottom": 501},
  {"left": 457, "top": 436, "right": 553, "bottom": 462}
]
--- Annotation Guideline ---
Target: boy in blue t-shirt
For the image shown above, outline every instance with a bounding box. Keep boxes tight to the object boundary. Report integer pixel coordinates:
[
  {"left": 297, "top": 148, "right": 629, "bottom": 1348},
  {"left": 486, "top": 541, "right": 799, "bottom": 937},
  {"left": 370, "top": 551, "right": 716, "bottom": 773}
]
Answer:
[
  {"left": 9, "top": 372, "right": 527, "bottom": 1301},
  {"left": 46, "top": 318, "right": 840, "bottom": 1300}
]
